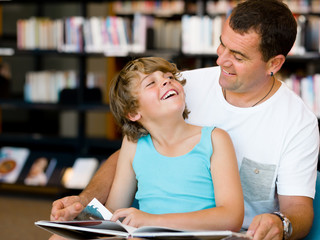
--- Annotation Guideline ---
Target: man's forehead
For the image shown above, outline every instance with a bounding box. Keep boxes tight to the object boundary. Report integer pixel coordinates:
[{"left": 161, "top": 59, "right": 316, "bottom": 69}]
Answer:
[{"left": 222, "top": 23, "right": 261, "bottom": 55}]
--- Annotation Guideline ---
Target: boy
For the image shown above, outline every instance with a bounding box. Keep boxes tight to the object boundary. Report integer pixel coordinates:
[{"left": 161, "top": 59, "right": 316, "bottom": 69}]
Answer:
[{"left": 106, "top": 57, "right": 244, "bottom": 231}]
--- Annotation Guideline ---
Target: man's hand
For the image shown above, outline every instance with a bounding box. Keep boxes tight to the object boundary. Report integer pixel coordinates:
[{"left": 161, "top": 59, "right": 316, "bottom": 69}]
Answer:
[
  {"left": 50, "top": 195, "right": 85, "bottom": 221},
  {"left": 246, "top": 213, "right": 283, "bottom": 240}
]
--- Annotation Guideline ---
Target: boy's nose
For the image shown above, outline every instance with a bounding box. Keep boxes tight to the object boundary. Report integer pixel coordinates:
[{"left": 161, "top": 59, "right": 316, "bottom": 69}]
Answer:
[{"left": 162, "top": 78, "right": 171, "bottom": 86}]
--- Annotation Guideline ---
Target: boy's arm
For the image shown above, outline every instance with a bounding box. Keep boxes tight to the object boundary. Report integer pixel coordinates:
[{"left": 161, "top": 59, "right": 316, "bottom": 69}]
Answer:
[
  {"left": 111, "top": 128, "right": 244, "bottom": 232},
  {"left": 50, "top": 150, "right": 119, "bottom": 221},
  {"left": 106, "top": 136, "right": 137, "bottom": 212}
]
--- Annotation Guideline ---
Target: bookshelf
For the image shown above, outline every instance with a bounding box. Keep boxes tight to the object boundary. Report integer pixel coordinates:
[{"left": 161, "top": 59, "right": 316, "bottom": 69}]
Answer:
[
  {"left": 0, "top": 0, "right": 201, "bottom": 197},
  {"left": 0, "top": 1, "right": 122, "bottom": 197},
  {"left": 0, "top": 0, "right": 319, "bottom": 197}
]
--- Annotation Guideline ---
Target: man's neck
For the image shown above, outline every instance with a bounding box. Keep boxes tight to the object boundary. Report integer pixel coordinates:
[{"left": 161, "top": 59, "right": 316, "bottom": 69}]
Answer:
[{"left": 223, "top": 78, "right": 281, "bottom": 108}]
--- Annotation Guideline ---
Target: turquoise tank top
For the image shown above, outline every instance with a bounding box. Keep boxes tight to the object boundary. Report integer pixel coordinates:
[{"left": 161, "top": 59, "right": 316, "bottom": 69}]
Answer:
[{"left": 133, "top": 126, "right": 216, "bottom": 214}]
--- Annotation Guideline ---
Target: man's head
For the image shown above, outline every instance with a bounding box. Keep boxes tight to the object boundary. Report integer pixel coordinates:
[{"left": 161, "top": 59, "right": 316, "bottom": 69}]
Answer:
[
  {"left": 216, "top": 0, "right": 297, "bottom": 103},
  {"left": 110, "top": 57, "right": 189, "bottom": 141},
  {"left": 229, "top": 0, "right": 297, "bottom": 62}
]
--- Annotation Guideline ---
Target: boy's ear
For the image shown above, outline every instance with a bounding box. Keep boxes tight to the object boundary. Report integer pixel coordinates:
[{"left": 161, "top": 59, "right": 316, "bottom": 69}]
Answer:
[{"left": 127, "top": 112, "right": 141, "bottom": 122}]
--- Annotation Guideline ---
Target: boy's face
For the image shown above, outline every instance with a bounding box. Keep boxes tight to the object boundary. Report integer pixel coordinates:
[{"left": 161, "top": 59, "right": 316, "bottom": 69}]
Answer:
[{"left": 129, "top": 71, "right": 186, "bottom": 123}]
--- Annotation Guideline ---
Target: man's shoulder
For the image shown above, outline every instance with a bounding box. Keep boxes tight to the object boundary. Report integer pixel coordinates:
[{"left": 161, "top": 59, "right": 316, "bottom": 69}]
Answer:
[
  {"left": 182, "top": 66, "right": 220, "bottom": 92},
  {"left": 278, "top": 82, "right": 318, "bottom": 126},
  {"left": 182, "top": 66, "right": 220, "bottom": 79},
  {"left": 281, "top": 83, "right": 316, "bottom": 114}
]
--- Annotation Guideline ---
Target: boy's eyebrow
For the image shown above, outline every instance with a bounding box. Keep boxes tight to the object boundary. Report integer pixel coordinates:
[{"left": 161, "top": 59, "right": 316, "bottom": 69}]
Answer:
[
  {"left": 219, "top": 36, "right": 249, "bottom": 60},
  {"left": 139, "top": 73, "right": 152, "bottom": 85}
]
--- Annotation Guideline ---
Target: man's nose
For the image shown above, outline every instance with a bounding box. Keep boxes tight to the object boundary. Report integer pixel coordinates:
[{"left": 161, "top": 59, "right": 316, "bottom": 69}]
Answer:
[{"left": 216, "top": 51, "right": 232, "bottom": 67}]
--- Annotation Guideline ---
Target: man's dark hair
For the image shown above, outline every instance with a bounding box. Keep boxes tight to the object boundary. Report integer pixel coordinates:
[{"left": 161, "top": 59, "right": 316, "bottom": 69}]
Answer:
[{"left": 230, "top": 0, "right": 297, "bottom": 61}]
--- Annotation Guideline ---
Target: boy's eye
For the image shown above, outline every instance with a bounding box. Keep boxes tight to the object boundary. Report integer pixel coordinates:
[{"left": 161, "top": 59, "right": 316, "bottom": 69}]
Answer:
[
  {"left": 146, "top": 81, "right": 154, "bottom": 87},
  {"left": 164, "top": 73, "right": 174, "bottom": 80}
]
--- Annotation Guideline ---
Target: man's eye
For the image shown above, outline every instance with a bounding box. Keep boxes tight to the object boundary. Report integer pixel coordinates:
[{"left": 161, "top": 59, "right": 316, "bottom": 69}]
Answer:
[{"left": 234, "top": 55, "right": 243, "bottom": 61}]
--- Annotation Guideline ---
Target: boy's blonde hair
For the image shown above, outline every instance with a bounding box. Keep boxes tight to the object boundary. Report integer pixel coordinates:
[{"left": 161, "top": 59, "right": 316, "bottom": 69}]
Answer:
[{"left": 109, "top": 57, "right": 190, "bottom": 142}]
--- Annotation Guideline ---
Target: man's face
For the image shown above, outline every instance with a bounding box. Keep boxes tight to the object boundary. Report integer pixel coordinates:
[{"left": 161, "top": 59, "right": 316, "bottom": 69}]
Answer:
[{"left": 216, "top": 18, "right": 269, "bottom": 94}]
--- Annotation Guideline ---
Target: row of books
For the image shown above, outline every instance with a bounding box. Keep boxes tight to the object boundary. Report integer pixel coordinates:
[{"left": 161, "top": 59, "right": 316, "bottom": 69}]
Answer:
[
  {"left": 113, "top": 0, "right": 185, "bottom": 16},
  {"left": 17, "top": 14, "right": 181, "bottom": 55},
  {"left": 284, "top": 0, "right": 320, "bottom": 13},
  {"left": 206, "top": 0, "right": 237, "bottom": 15},
  {"left": 84, "top": 15, "right": 145, "bottom": 55},
  {"left": 17, "top": 14, "right": 148, "bottom": 55},
  {"left": 0, "top": 146, "right": 102, "bottom": 189},
  {"left": 16, "top": 13, "right": 320, "bottom": 56},
  {"left": 210, "top": 0, "right": 320, "bottom": 15},
  {"left": 24, "top": 70, "right": 105, "bottom": 103},
  {"left": 24, "top": 70, "right": 78, "bottom": 103},
  {"left": 182, "top": 15, "right": 224, "bottom": 54},
  {"left": 112, "top": 0, "right": 320, "bottom": 16},
  {"left": 181, "top": 13, "right": 319, "bottom": 56},
  {"left": 284, "top": 74, "right": 320, "bottom": 117}
]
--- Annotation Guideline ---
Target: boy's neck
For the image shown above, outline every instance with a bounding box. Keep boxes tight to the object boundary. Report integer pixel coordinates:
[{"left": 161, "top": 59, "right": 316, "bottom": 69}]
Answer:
[{"left": 149, "top": 123, "right": 202, "bottom": 158}]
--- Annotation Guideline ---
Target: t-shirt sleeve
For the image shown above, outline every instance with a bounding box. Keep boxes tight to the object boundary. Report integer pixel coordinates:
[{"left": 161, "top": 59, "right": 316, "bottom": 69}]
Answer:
[{"left": 277, "top": 111, "right": 319, "bottom": 198}]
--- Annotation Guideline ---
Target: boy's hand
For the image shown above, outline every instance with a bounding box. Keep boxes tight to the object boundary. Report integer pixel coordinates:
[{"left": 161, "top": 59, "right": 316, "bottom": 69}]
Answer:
[
  {"left": 50, "top": 196, "right": 84, "bottom": 221},
  {"left": 111, "top": 208, "right": 155, "bottom": 228}
]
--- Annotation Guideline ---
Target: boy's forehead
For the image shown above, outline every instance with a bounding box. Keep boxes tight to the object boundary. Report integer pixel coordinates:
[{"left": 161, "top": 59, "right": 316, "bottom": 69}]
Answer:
[
  {"left": 135, "top": 71, "right": 149, "bottom": 81},
  {"left": 129, "top": 71, "right": 149, "bottom": 89}
]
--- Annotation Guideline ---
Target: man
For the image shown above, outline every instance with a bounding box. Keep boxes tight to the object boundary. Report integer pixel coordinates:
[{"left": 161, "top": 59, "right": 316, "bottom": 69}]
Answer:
[{"left": 51, "top": 0, "right": 319, "bottom": 239}]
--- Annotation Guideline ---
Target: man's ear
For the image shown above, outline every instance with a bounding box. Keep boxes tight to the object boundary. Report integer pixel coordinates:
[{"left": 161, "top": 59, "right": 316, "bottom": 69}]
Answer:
[
  {"left": 127, "top": 112, "right": 141, "bottom": 122},
  {"left": 267, "top": 54, "right": 286, "bottom": 75}
]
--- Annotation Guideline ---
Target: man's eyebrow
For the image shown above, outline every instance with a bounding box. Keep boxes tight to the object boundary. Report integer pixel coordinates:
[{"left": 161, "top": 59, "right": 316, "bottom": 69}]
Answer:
[{"left": 219, "top": 36, "right": 250, "bottom": 60}]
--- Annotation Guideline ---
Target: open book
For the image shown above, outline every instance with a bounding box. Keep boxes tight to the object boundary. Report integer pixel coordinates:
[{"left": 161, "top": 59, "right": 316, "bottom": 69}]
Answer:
[{"left": 35, "top": 198, "right": 251, "bottom": 239}]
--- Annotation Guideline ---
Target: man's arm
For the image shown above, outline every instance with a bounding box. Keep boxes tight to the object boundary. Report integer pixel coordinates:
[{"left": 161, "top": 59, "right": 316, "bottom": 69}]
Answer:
[
  {"left": 247, "top": 195, "right": 313, "bottom": 240},
  {"left": 50, "top": 150, "right": 119, "bottom": 221},
  {"left": 279, "top": 195, "right": 313, "bottom": 239}
]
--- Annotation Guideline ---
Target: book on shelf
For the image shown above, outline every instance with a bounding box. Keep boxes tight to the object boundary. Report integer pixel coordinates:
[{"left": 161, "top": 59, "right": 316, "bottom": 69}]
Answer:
[
  {"left": 24, "top": 156, "right": 57, "bottom": 186},
  {"left": 24, "top": 70, "right": 78, "bottom": 103},
  {"left": 113, "top": 0, "right": 185, "bottom": 16},
  {"left": 181, "top": 15, "right": 224, "bottom": 54},
  {"left": 17, "top": 151, "right": 75, "bottom": 187},
  {"left": 61, "top": 158, "right": 99, "bottom": 189},
  {"left": 35, "top": 198, "right": 251, "bottom": 240},
  {"left": 0, "top": 147, "right": 30, "bottom": 184}
]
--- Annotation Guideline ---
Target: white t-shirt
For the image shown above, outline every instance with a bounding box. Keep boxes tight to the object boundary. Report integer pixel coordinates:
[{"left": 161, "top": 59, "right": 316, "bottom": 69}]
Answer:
[{"left": 182, "top": 66, "right": 319, "bottom": 228}]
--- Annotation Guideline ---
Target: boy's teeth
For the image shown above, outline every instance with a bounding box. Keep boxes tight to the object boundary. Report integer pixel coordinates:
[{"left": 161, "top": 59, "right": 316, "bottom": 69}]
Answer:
[{"left": 163, "top": 90, "right": 177, "bottom": 100}]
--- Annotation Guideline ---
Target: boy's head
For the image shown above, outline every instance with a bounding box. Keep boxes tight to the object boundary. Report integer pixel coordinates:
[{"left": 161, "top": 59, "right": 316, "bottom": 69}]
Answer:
[{"left": 110, "top": 57, "right": 189, "bottom": 141}]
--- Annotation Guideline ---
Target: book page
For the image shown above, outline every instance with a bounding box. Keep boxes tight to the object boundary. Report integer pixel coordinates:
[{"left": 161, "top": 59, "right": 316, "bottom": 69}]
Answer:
[
  {"left": 76, "top": 198, "right": 137, "bottom": 234},
  {"left": 35, "top": 220, "right": 130, "bottom": 237},
  {"left": 76, "top": 198, "right": 113, "bottom": 220}
]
